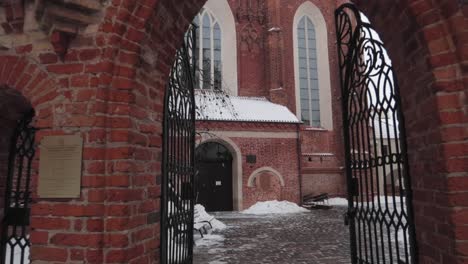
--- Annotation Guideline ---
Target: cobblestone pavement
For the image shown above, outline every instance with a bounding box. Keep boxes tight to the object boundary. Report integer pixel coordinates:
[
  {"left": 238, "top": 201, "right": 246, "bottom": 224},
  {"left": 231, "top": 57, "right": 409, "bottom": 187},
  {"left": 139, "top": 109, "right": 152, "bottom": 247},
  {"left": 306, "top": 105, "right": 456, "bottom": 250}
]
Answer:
[{"left": 194, "top": 206, "right": 351, "bottom": 264}]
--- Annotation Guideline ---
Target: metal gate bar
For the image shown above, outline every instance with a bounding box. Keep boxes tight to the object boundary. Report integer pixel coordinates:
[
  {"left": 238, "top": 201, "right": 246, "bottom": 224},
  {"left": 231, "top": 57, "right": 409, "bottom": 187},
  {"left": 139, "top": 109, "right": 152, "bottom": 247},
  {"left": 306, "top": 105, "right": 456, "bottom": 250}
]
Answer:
[
  {"left": 335, "top": 4, "right": 417, "bottom": 264},
  {"left": 1, "top": 109, "right": 36, "bottom": 264},
  {"left": 161, "top": 25, "right": 197, "bottom": 264}
]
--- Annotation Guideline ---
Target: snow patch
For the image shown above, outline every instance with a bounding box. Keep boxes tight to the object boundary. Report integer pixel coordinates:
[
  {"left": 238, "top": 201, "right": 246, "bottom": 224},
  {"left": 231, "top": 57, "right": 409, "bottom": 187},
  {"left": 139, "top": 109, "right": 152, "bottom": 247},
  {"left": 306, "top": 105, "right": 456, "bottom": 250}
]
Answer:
[
  {"left": 195, "top": 204, "right": 227, "bottom": 231},
  {"left": 6, "top": 243, "right": 29, "bottom": 264},
  {"left": 327, "top": 196, "right": 406, "bottom": 206},
  {"left": 327, "top": 196, "right": 410, "bottom": 244},
  {"left": 242, "top": 200, "right": 309, "bottom": 215},
  {"left": 195, "top": 234, "right": 225, "bottom": 247},
  {"left": 328, "top": 197, "right": 349, "bottom": 206}
]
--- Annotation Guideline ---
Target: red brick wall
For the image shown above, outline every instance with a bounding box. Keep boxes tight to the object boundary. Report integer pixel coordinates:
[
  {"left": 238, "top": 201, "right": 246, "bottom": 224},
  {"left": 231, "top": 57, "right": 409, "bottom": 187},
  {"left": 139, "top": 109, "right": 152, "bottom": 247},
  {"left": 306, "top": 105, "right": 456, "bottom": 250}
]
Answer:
[
  {"left": 1, "top": 0, "right": 25, "bottom": 34},
  {"left": 0, "top": 0, "right": 209, "bottom": 262},
  {"left": 197, "top": 120, "right": 297, "bottom": 132},
  {"left": 269, "top": 0, "right": 346, "bottom": 199},
  {"left": 197, "top": 121, "right": 301, "bottom": 209},
  {"left": 300, "top": 128, "right": 346, "bottom": 197},
  {"left": 234, "top": 136, "right": 300, "bottom": 208}
]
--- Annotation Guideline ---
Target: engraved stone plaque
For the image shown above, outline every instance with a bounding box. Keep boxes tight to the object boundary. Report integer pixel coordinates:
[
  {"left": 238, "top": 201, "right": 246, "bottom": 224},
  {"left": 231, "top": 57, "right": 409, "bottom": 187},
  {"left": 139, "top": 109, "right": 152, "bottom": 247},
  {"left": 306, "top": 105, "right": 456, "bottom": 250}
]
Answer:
[{"left": 38, "top": 135, "right": 83, "bottom": 198}]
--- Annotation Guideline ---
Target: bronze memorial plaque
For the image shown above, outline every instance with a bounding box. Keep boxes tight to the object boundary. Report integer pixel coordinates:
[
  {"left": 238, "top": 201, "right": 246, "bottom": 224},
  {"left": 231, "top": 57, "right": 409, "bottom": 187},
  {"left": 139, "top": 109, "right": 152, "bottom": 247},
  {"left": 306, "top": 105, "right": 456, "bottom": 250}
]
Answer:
[{"left": 38, "top": 135, "right": 83, "bottom": 198}]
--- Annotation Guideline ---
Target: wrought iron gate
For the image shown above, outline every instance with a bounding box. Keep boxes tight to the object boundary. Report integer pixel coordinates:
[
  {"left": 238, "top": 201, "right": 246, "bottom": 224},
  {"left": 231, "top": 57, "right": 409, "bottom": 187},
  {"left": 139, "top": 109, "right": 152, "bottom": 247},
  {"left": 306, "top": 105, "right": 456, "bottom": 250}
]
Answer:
[
  {"left": 161, "top": 26, "right": 197, "bottom": 264},
  {"left": 335, "top": 4, "right": 417, "bottom": 264},
  {"left": 1, "top": 110, "right": 36, "bottom": 264}
]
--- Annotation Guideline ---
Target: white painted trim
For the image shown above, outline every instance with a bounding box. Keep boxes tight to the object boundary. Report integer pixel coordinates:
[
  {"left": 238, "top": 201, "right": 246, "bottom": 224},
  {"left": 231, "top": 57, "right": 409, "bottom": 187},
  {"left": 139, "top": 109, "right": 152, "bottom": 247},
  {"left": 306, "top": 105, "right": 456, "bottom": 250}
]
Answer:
[
  {"left": 197, "top": 134, "right": 243, "bottom": 211},
  {"left": 203, "top": 0, "right": 238, "bottom": 95},
  {"left": 293, "top": 1, "right": 333, "bottom": 130},
  {"left": 201, "top": 130, "right": 298, "bottom": 139},
  {"left": 303, "top": 127, "right": 327, "bottom": 131},
  {"left": 247, "top": 167, "right": 286, "bottom": 187},
  {"left": 302, "top": 152, "right": 335, "bottom": 156}
]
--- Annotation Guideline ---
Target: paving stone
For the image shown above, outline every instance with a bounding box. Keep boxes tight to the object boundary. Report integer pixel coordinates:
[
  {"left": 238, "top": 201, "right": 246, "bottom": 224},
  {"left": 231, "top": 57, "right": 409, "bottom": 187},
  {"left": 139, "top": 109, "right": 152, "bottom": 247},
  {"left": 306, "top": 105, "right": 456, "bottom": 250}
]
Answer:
[{"left": 194, "top": 206, "right": 351, "bottom": 264}]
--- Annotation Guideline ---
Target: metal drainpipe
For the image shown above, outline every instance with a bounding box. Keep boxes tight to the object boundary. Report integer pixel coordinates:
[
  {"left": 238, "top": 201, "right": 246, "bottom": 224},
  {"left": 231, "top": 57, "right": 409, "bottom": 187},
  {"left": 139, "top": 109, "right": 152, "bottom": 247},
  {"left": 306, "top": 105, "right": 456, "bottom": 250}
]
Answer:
[{"left": 296, "top": 123, "right": 303, "bottom": 205}]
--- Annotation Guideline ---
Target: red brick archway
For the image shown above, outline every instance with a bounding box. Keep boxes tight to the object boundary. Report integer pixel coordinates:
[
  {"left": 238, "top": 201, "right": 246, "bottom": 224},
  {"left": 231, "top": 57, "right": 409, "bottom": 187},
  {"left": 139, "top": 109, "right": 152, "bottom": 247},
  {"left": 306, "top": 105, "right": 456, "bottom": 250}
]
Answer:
[
  {"left": 0, "top": 55, "right": 62, "bottom": 198},
  {"left": 0, "top": 0, "right": 463, "bottom": 263},
  {"left": 117, "top": 0, "right": 465, "bottom": 262}
]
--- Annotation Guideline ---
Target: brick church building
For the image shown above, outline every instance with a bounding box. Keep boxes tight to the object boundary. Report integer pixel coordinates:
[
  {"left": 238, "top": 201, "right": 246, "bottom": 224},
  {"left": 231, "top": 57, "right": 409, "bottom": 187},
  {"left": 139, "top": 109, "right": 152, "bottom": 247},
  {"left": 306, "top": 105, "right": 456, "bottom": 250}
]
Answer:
[
  {"left": 0, "top": 0, "right": 466, "bottom": 263},
  {"left": 193, "top": 0, "right": 345, "bottom": 211}
]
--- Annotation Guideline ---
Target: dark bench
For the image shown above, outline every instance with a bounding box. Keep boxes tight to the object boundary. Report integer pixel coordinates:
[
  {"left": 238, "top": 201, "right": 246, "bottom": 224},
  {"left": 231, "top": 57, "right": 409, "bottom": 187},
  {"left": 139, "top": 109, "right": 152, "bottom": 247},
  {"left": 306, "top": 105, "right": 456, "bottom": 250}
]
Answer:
[{"left": 193, "top": 207, "right": 214, "bottom": 238}]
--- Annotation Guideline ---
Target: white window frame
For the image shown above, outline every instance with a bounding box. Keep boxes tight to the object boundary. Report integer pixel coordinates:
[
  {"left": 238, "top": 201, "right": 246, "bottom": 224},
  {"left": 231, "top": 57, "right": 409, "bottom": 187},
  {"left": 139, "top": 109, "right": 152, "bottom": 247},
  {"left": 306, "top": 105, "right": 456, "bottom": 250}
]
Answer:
[
  {"left": 194, "top": 9, "right": 222, "bottom": 90},
  {"left": 293, "top": 2, "right": 333, "bottom": 130},
  {"left": 193, "top": 0, "right": 238, "bottom": 95},
  {"left": 297, "top": 16, "right": 320, "bottom": 127}
]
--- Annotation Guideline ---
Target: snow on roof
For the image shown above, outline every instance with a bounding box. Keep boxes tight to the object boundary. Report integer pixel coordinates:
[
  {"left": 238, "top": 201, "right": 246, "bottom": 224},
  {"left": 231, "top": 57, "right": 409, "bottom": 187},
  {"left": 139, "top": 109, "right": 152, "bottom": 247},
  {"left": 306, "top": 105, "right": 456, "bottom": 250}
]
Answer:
[{"left": 195, "top": 91, "right": 300, "bottom": 123}]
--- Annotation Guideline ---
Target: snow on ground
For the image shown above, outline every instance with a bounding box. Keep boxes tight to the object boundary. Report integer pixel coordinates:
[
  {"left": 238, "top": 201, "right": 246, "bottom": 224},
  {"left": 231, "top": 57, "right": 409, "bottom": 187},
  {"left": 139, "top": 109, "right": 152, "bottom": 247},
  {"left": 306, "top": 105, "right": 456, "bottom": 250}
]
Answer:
[
  {"left": 328, "top": 196, "right": 409, "bottom": 243},
  {"left": 196, "top": 234, "right": 225, "bottom": 247},
  {"left": 194, "top": 204, "right": 227, "bottom": 248},
  {"left": 241, "top": 200, "right": 309, "bottom": 215},
  {"left": 328, "top": 196, "right": 406, "bottom": 206},
  {"left": 5, "top": 238, "right": 30, "bottom": 264},
  {"left": 195, "top": 204, "right": 227, "bottom": 231},
  {"left": 328, "top": 197, "right": 349, "bottom": 206}
]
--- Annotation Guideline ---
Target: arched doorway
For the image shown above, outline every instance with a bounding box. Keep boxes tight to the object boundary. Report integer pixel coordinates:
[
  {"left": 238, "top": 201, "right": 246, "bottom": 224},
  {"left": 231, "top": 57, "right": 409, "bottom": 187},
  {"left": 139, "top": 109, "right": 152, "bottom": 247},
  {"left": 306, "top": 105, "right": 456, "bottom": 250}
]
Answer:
[
  {"left": 0, "top": 86, "right": 36, "bottom": 264},
  {"left": 195, "top": 142, "right": 233, "bottom": 212}
]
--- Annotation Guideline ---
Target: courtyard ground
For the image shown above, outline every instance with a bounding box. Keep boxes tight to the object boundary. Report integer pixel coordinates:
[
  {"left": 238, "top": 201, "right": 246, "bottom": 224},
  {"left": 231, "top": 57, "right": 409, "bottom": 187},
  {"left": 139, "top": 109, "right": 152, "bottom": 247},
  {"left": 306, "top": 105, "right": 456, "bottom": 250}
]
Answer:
[{"left": 193, "top": 205, "right": 351, "bottom": 264}]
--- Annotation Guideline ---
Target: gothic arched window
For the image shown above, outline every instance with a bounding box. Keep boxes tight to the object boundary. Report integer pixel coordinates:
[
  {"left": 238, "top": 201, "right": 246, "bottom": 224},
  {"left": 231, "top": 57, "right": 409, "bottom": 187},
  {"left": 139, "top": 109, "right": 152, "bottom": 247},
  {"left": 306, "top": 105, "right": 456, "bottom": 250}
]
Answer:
[
  {"left": 293, "top": 2, "right": 333, "bottom": 130},
  {"left": 297, "top": 16, "right": 320, "bottom": 127},
  {"left": 193, "top": 9, "right": 222, "bottom": 90}
]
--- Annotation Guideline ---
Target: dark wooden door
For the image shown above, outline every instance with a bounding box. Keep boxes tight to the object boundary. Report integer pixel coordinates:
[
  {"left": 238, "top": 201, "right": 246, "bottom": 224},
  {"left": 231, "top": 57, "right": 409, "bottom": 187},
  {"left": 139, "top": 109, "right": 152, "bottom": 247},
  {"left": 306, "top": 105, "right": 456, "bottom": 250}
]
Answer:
[{"left": 196, "top": 161, "right": 233, "bottom": 212}]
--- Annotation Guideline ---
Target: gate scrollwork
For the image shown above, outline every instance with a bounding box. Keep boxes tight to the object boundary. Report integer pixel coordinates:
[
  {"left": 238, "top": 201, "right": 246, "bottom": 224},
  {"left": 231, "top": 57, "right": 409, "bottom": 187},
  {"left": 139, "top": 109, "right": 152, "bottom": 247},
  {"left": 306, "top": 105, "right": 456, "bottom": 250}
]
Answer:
[
  {"left": 161, "top": 25, "right": 197, "bottom": 264},
  {"left": 336, "top": 4, "right": 418, "bottom": 264}
]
